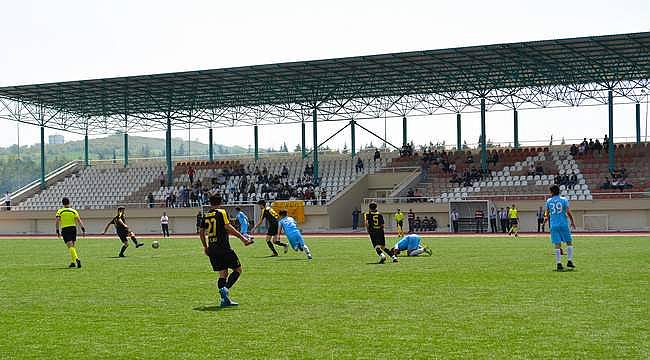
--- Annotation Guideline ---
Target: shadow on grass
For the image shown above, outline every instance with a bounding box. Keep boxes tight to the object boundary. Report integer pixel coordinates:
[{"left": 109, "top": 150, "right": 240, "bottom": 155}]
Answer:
[{"left": 193, "top": 305, "right": 239, "bottom": 312}]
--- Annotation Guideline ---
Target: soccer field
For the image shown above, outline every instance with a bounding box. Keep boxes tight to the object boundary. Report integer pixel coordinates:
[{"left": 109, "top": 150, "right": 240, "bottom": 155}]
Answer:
[{"left": 0, "top": 235, "right": 648, "bottom": 359}]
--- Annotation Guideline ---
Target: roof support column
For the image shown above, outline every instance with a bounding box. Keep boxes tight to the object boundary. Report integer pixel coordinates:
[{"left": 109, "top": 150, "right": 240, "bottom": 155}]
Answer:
[
  {"left": 301, "top": 118, "right": 306, "bottom": 159},
  {"left": 40, "top": 125, "right": 45, "bottom": 189},
  {"left": 312, "top": 108, "right": 319, "bottom": 184},
  {"left": 123, "top": 133, "right": 129, "bottom": 167},
  {"left": 456, "top": 113, "right": 462, "bottom": 151},
  {"left": 402, "top": 116, "right": 407, "bottom": 147},
  {"left": 635, "top": 103, "right": 641, "bottom": 144},
  {"left": 513, "top": 110, "right": 519, "bottom": 149},
  {"left": 254, "top": 125, "right": 259, "bottom": 161},
  {"left": 166, "top": 114, "right": 173, "bottom": 187},
  {"left": 350, "top": 119, "right": 356, "bottom": 159},
  {"left": 84, "top": 130, "right": 89, "bottom": 168},
  {"left": 480, "top": 98, "right": 487, "bottom": 171},
  {"left": 208, "top": 127, "right": 214, "bottom": 162},
  {"left": 608, "top": 90, "right": 615, "bottom": 172}
]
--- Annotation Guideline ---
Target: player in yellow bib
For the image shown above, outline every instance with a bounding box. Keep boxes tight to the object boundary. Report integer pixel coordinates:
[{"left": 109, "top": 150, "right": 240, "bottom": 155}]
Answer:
[
  {"left": 55, "top": 197, "right": 86, "bottom": 268},
  {"left": 394, "top": 209, "right": 405, "bottom": 237},
  {"left": 507, "top": 204, "right": 519, "bottom": 237}
]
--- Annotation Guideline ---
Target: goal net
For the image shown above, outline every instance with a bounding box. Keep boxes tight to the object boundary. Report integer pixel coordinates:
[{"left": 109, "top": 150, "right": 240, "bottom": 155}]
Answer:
[
  {"left": 583, "top": 214, "right": 608, "bottom": 231},
  {"left": 448, "top": 200, "right": 490, "bottom": 233}
]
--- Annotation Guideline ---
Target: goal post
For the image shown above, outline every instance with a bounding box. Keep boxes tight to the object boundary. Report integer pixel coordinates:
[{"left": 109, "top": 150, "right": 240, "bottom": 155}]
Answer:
[
  {"left": 583, "top": 214, "right": 609, "bottom": 231},
  {"left": 448, "top": 200, "right": 490, "bottom": 233}
]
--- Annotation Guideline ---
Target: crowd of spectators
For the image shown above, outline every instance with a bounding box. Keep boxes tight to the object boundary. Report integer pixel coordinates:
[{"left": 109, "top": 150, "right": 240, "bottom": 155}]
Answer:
[
  {"left": 554, "top": 172, "right": 578, "bottom": 189},
  {"left": 449, "top": 167, "right": 489, "bottom": 187},
  {"left": 570, "top": 135, "right": 609, "bottom": 157},
  {"left": 527, "top": 162, "right": 545, "bottom": 176},
  {"left": 600, "top": 167, "right": 633, "bottom": 191},
  {"left": 161, "top": 162, "right": 327, "bottom": 207}
]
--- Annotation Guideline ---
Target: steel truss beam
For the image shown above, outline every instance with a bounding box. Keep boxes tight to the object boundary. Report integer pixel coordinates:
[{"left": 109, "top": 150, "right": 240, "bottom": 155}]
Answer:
[{"left": 1, "top": 80, "right": 648, "bottom": 135}]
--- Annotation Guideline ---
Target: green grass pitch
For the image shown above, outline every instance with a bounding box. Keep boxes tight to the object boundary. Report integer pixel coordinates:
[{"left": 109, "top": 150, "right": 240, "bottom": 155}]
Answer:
[{"left": 0, "top": 235, "right": 648, "bottom": 359}]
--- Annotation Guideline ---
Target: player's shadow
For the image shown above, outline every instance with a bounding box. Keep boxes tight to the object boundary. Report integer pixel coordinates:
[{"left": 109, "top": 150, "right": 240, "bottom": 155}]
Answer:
[
  {"left": 276, "top": 258, "right": 305, "bottom": 261},
  {"left": 193, "top": 305, "right": 236, "bottom": 312}
]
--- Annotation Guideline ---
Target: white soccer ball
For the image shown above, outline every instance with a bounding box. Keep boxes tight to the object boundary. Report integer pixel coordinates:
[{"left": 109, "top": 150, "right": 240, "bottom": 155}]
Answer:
[{"left": 152, "top": 241, "right": 160, "bottom": 249}]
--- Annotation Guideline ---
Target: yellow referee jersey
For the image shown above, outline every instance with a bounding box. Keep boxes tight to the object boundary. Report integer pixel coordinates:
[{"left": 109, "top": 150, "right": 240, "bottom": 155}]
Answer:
[
  {"left": 508, "top": 208, "right": 518, "bottom": 219},
  {"left": 56, "top": 207, "right": 79, "bottom": 229},
  {"left": 394, "top": 212, "right": 405, "bottom": 222}
]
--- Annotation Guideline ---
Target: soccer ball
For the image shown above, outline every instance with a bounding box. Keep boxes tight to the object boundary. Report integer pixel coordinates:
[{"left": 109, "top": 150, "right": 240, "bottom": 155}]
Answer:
[{"left": 152, "top": 241, "right": 160, "bottom": 249}]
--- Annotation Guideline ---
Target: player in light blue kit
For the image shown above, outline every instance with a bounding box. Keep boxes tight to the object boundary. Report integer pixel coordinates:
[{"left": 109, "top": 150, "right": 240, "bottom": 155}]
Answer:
[
  {"left": 392, "top": 233, "right": 432, "bottom": 257},
  {"left": 235, "top": 207, "right": 252, "bottom": 240},
  {"left": 543, "top": 184, "right": 577, "bottom": 271},
  {"left": 278, "top": 209, "right": 312, "bottom": 260}
]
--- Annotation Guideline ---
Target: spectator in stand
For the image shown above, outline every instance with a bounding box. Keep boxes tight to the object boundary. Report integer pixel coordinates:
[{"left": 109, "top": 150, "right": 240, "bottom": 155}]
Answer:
[
  {"left": 281, "top": 165, "right": 289, "bottom": 178},
  {"left": 4, "top": 191, "right": 10, "bottom": 211},
  {"left": 528, "top": 163, "right": 536, "bottom": 176},
  {"left": 535, "top": 164, "right": 544, "bottom": 176},
  {"left": 465, "top": 152, "right": 474, "bottom": 164},
  {"left": 600, "top": 177, "right": 612, "bottom": 190},
  {"left": 474, "top": 208, "right": 485, "bottom": 233},
  {"left": 146, "top": 192, "right": 155, "bottom": 208},
  {"left": 594, "top": 139, "right": 603, "bottom": 154},
  {"left": 407, "top": 209, "right": 415, "bottom": 233},
  {"left": 450, "top": 208, "right": 460, "bottom": 233},
  {"left": 603, "top": 134, "right": 609, "bottom": 152},
  {"left": 352, "top": 208, "right": 360, "bottom": 230},
  {"left": 489, "top": 207, "right": 497, "bottom": 233},
  {"left": 588, "top": 139, "right": 595, "bottom": 151},
  {"left": 320, "top": 188, "right": 327, "bottom": 205},
  {"left": 569, "top": 144, "right": 578, "bottom": 156},
  {"left": 568, "top": 172, "right": 578, "bottom": 189},
  {"left": 188, "top": 166, "right": 195, "bottom": 185},
  {"left": 488, "top": 152, "right": 499, "bottom": 167},
  {"left": 158, "top": 171, "right": 165, "bottom": 188},
  {"left": 406, "top": 189, "right": 415, "bottom": 203},
  {"left": 537, "top": 206, "right": 546, "bottom": 232},
  {"left": 355, "top": 157, "right": 364, "bottom": 173},
  {"left": 374, "top": 149, "right": 381, "bottom": 162}
]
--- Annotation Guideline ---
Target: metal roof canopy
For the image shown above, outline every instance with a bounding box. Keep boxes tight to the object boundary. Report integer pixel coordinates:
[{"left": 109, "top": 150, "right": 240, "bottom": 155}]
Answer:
[{"left": 0, "top": 31, "right": 649, "bottom": 135}]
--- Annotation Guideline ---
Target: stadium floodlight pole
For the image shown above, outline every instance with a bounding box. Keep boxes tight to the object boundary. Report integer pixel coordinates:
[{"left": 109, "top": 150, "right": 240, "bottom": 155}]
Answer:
[
  {"left": 456, "top": 113, "right": 462, "bottom": 151},
  {"left": 165, "top": 113, "right": 173, "bottom": 187},
  {"left": 350, "top": 118, "right": 356, "bottom": 158},
  {"left": 254, "top": 124, "right": 259, "bottom": 161},
  {"left": 84, "top": 127, "right": 89, "bottom": 168},
  {"left": 608, "top": 90, "right": 615, "bottom": 173},
  {"left": 636, "top": 102, "right": 641, "bottom": 144},
  {"left": 40, "top": 122, "right": 45, "bottom": 190},
  {"left": 301, "top": 117, "right": 306, "bottom": 159},
  {"left": 312, "top": 107, "right": 319, "bottom": 184},
  {"left": 480, "top": 98, "right": 487, "bottom": 171},
  {"left": 208, "top": 127, "right": 214, "bottom": 162},
  {"left": 402, "top": 116, "right": 407, "bottom": 147},
  {"left": 513, "top": 110, "right": 519, "bottom": 149}
]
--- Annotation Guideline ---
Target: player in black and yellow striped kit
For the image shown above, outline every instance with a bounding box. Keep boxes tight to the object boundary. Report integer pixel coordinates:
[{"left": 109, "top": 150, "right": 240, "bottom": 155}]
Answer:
[
  {"left": 200, "top": 193, "right": 254, "bottom": 307},
  {"left": 55, "top": 197, "right": 86, "bottom": 268},
  {"left": 251, "top": 200, "right": 289, "bottom": 256}
]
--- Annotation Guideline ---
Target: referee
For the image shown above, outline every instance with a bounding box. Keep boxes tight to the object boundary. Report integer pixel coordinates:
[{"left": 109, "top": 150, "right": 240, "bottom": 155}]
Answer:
[{"left": 55, "top": 197, "right": 86, "bottom": 268}]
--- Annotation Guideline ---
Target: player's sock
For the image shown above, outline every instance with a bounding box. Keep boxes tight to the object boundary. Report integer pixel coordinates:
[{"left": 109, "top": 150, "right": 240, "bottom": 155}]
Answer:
[
  {"left": 226, "top": 271, "right": 240, "bottom": 289},
  {"left": 375, "top": 248, "right": 383, "bottom": 256},
  {"left": 119, "top": 245, "right": 127, "bottom": 257},
  {"left": 408, "top": 247, "right": 426, "bottom": 256},
  {"left": 567, "top": 246, "right": 574, "bottom": 261},
  {"left": 554, "top": 248, "right": 562, "bottom": 264},
  {"left": 217, "top": 277, "right": 227, "bottom": 290},
  {"left": 274, "top": 240, "right": 289, "bottom": 247},
  {"left": 382, "top": 248, "right": 393, "bottom": 256},
  {"left": 266, "top": 241, "right": 278, "bottom": 255},
  {"left": 68, "top": 247, "right": 78, "bottom": 262},
  {"left": 303, "top": 244, "right": 312, "bottom": 257}
]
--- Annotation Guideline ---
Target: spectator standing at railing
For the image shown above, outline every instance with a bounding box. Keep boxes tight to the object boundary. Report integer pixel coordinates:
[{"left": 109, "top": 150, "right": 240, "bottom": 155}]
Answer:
[
  {"left": 4, "top": 191, "right": 10, "bottom": 211},
  {"left": 373, "top": 149, "right": 381, "bottom": 162},
  {"left": 450, "top": 209, "right": 460, "bottom": 233},
  {"left": 146, "top": 192, "right": 154, "bottom": 208},
  {"left": 407, "top": 209, "right": 415, "bottom": 233},
  {"left": 537, "top": 206, "right": 546, "bottom": 233},
  {"left": 158, "top": 171, "right": 165, "bottom": 188},
  {"left": 188, "top": 166, "right": 195, "bottom": 185},
  {"left": 500, "top": 207, "right": 509, "bottom": 233},
  {"left": 352, "top": 208, "right": 360, "bottom": 230},
  {"left": 603, "top": 134, "right": 609, "bottom": 153},
  {"left": 489, "top": 207, "right": 498, "bottom": 233},
  {"left": 355, "top": 157, "right": 364, "bottom": 173},
  {"left": 320, "top": 188, "right": 327, "bottom": 205}
]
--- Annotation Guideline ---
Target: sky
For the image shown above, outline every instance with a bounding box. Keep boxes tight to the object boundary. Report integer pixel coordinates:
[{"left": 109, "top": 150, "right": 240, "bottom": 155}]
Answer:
[{"left": 0, "top": 0, "right": 649, "bottom": 154}]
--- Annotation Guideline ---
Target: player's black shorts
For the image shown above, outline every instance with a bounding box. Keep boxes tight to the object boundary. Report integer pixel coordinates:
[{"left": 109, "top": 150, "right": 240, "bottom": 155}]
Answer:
[
  {"left": 207, "top": 248, "right": 241, "bottom": 271},
  {"left": 267, "top": 222, "right": 279, "bottom": 236},
  {"left": 510, "top": 219, "right": 519, "bottom": 226},
  {"left": 396, "top": 220, "right": 403, "bottom": 228},
  {"left": 369, "top": 231, "right": 386, "bottom": 247},
  {"left": 61, "top": 226, "right": 77, "bottom": 243},
  {"left": 117, "top": 230, "right": 129, "bottom": 243}
]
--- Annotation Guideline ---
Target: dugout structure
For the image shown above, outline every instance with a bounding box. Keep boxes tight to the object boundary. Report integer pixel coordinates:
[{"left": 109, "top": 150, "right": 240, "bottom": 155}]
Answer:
[
  {"left": 0, "top": 32, "right": 648, "bottom": 194},
  {"left": 449, "top": 200, "right": 490, "bottom": 233}
]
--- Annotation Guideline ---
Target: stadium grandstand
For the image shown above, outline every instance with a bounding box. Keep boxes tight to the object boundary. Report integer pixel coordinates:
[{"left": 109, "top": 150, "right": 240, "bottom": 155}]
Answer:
[{"left": 1, "top": 31, "right": 649, "bottom": 234}]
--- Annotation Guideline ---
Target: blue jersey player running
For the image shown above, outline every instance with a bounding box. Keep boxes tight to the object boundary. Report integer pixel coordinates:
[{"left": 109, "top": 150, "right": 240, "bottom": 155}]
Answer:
[
  {"left": 391, "top": 234, "right": 432, "bottom": 257},
  {"left": 278, "top": 209, "right": 312, "bottom": 260},
  {"left": 235, "top": 207, "right": 251, "bottom": 240},
  {"left": 543, "top": 184, "right": 577, "bottom": 271}
]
